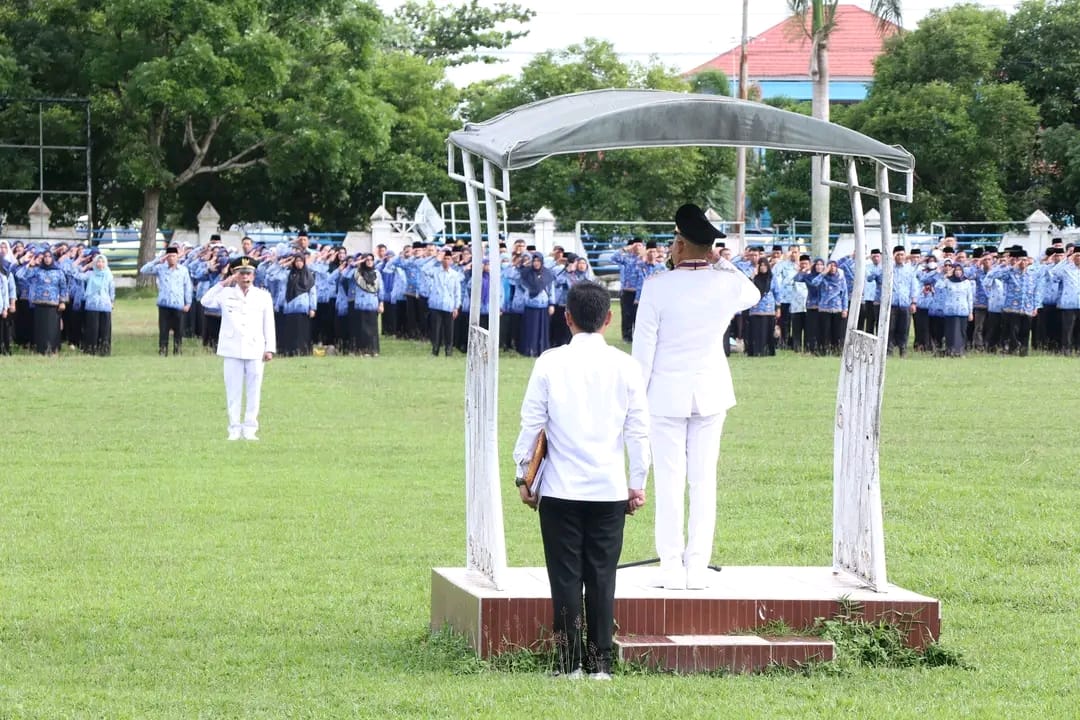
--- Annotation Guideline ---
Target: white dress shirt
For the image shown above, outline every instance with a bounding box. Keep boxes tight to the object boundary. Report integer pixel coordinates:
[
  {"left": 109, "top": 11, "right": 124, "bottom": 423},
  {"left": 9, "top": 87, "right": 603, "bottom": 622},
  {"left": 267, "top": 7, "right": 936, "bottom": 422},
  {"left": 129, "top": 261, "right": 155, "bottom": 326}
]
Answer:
[
  {"left": 512, "top": 332, "right": 650, "bottom": 502},
  {"left": 200, "top": 283, "right": 276, "bottom": 360},
  {"left": 632, "top": 260, "right": 761, "bottom": 418}
]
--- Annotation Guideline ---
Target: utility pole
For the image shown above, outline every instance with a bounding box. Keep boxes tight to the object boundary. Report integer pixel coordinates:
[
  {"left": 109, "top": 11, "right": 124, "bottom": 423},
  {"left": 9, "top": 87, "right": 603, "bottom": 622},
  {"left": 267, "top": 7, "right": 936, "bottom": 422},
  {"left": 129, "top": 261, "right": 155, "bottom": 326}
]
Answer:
[{"left": 734, "top": 0, "right": 750, "bottom": 239}]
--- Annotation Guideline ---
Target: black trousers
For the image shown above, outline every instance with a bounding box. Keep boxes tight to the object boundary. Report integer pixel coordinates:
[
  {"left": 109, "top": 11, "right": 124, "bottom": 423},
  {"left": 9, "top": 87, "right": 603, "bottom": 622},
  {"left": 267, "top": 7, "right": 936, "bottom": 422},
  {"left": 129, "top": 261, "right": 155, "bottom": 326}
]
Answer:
[
  {"left": 984, "top": 312, "right": 1003, "bottom": 351},
  {"left": 888, "top": 307, "right": 911, "bottom": 356},
  {"left": 0, "top": 313, "right": 13, "bottom": 354},
  {"left": 501, "top": 312, "right": 522, "bottom": 351},
  {"left": 315, "top": 302, "right": 336, "bottom": 346},
  {"left": 429, "top": 309, "right": 454, "bottom": 356},
  {"left": 33, "top": 304, "right": 62, "bottom": 355},
  {"left": 820, "top": 311, "right": 846, "bottom": 354},
  {"left": 747, "top": 314, "right": 776, "bottom": 356},
  {"left": 929, "top": 315, "right": 945, "bottom": 352},
  {"left": 453, "top": 310, "right": 469, "bottom": 352},
  {"left": 805, "top": 309, "right": 820, "bottom": 354},
  {"left": 778, "top": 303, "right": 791, "bottom": 348},
  {"left": 1035, "top": 304, "right": 1059, "bottom": 351},
  {"left": 861, "top": 301, "right": 880, "bottom": 335},
  {"left": 1004, "top": 312, "right": 1032, "bottom": 355},
  {"left": 82, "top": 310, "right": 112, "bottom": 355},
  {"left": 538, "top": 497, "right": 626, "bottom": 675},
  {"left": 619, "top": 290, "right": 637, "bottom": 342},
  {"left": 281, "top": 313, "right": 313, "bottom": 356},
  {"left": 972, "top": 308, "right": 988, "bottom": 350},
  {"left": 550, "top": 305, "right": 570, "bottom": 347},
  {"left": 404, "top": 295, "right": 421, "bottom": 339},
  {"left": 789, "top": 311, "right": 806, "bottom": 352},
  {"left": 1060, "top": 309, "right": 1079, "bottom": 355},
  {"left": 158, "top": 306, "right": 183, "bottom": 355},
  {"left": 14, "top": 298, "right": 32, "bottom": 347},
  {"left": 913, "top": 309, "right": 931, "bottom": 351},
  {"left": 203, "top": 313, "right": 221, "bottom": 350},
  {"left": 381, "top": 301, "right": 397, "bottom": 337},
  {"left": 394, "top": 300, "right": 407, "bottom": 337}
]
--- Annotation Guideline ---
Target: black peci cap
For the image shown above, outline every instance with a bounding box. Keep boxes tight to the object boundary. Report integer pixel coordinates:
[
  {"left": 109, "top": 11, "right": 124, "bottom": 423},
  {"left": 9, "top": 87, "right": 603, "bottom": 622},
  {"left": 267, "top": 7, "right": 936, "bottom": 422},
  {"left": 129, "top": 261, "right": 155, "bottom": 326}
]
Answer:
[
  {"left": 228, "top": 256, "right": 256, "bottom": 273},
  {"left": 892, "top": 245, "right": 906, "bottom": 254},
  {"left": 799, "top": 253, "right": 811, "bottom": 261},
  {"left": 675, "top": 203, "right": 726, "bottom": 245},
  {"left": 645, "top": 240, "right": 658, "bottom": 250},
  {"left": 870, "top": 248, "right": 881, "bottom": 256}
]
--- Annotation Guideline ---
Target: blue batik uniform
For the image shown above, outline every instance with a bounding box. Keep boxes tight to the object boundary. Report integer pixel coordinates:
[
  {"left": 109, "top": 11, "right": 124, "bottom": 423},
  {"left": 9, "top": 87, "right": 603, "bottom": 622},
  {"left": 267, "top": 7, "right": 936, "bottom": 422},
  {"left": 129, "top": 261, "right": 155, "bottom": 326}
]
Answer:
[
  {"left": 401, "top": 256, "right": 423, "bottom": 296},
  {"left": 986, "top": 265, "right": 1038, "bottom": 314},
  {"left": 21, "top": 265, "right": 69, "bottom": 306},
  {"left": 732, "top": 257, "right": 755, "bottom": 278},
  {"left": 139, "top": 260, "right": 193, "bottom": 309},
  {"left": 0, "top": 269, "right": 11, "bottom": 309},
  {"left": 610, "top": 250, "right": 645, "bottom": 293},
  {"left": 457, "top": 264, "right": 472, "bottom": 315},
  {"left": 465, "top": 271, "right": 494, "bottom": 315},
  {"left": 969, "top": 266, "right": 990, "bottom": 308},
  {"left": 81, "top": 269, "right": 115, "bottom": 312},
  {"left": 795, "top": 270, "right": 821, "bottom": 309},
  {"left": 427, "top": 266, "right": 463, "bottom": 312},
  {"left": 312, "top": 260, "right": 337, "bottom": 303},
  {"left": 865, "top": 265, "right": 882, "bottom": 303},
  {"left": 773, "top": 259, "right": 798, "bottom": 305},
  {"left": 811, "top": 271, "right": 848, "bottom": 313},
  {"left": 1051, "top": 262, "right": 1080, "bottom": 310},
  {"left": 347, "top": 270, "right": 381, "bottom": 312},
  {"left": 838, "top": 256, "right": 857, "bottom": 299},
  {"left": 790, "top": 276, "right": 808, "bottom": 313},
  {"left": 505, "top": 266, "right": 525, "bottom": 314},
  {"left": 328, "top": 266, "right": 352, "bottom": 318},
  {"left": 919, "top": 269, "right": 947, "bottom": 318},
  {"left": 887, "top": 264, "right": 918, "bottom": 308},
  {"left": 748, "top": 279, "right": 779, "bottom": 314},
  {"left": 1036, "top": 263, "right": 1062, "bottom": 307},
  {"left": 270, "top": 265, "right": 317, "bottom": 314},
  {"left": 418, "top": 257, "right": 439, "bottom": 300},
  {"left": 984, "top": 274, "right": 1005, "bottom": 313},
  {"left": 922, "top": 271, "right": 974, "bottom": 316},
  {"left": 263, "top": 263, "right": 288, "bottom": 311},
  {"left": 64, "top": 263, "right": 85, "bottom": 311},
  {"left": 552, "top": 266, "right": 572, "bottom": 306}
]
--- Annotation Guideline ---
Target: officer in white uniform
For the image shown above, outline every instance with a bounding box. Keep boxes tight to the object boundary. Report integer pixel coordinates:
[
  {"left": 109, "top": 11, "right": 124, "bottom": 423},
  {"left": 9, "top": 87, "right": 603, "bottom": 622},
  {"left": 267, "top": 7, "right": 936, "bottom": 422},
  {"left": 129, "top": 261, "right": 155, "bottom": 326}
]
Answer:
[
  {"left": 632, "top": 204, "right": 761, "bottom": 590},
  {"left": 200, "top": 256, "right": 276, "bottom": 441}
]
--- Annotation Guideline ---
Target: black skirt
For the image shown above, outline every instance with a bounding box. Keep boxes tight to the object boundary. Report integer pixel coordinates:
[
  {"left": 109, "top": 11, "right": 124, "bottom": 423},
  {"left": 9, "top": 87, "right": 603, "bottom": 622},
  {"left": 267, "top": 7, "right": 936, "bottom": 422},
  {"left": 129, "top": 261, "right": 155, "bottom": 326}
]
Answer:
[
  {"left": 32, "top": 304, "right": 62, "bottom": 355},
  {"left": 281, "top": 312, "right": 312, "bottom": 356}
]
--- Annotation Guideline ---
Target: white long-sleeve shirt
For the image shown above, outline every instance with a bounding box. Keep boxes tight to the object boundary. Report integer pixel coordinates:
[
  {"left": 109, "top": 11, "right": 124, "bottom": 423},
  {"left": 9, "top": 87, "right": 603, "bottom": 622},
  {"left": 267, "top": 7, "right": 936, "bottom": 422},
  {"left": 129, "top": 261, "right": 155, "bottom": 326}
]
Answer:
[{"left": 512, "top": 332, "right": 650, "bottom": 501}]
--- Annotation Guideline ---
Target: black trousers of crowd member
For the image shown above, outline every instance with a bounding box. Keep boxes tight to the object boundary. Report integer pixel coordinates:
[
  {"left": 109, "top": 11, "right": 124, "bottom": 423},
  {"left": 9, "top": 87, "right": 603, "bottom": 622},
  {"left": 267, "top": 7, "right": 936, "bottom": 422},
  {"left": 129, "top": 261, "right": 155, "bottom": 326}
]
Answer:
[
  {"left": 1035, "top": 304, "right": 1059, "bottom": 351},
  {"left": 82, "top": 310, "right": 112, "bottom": 355},
  {"left": 984, "top": 311, "right": 1003, "bottom": 351},
  {"left": 971, "top": 308, "right": 988, "bottom": 350},
  {"left": 0, "top": 313, "right": 12, "bottom": 354},
  {"left": 404, "top": 294, "right": 421, "bottom": 339},
  {"left": 430, "top": 308, "right": 454, "bottom": 356},
  {"left": 335, "top": 309, "right": 352, "bottom": 353},
  {"left": 394, "top": 299, "right": 407, "bottom": 338},
  {"left": 158, "top": 306, "right": 184, "bottom": 355},
  {"left": 187, "top": 301, "right": 201, "bottom": 338},
  {"left": 778, "top": 303, "right": 791, "bottom": 348},
  {"left": 32, "top": 304, "right": 62, "bottom": 355},
  {"left": 501, "top": 312, "right": 522, "bottom": 352},
  {"left": 747, "top": 314, "right": 776, "bottom": 356},
  {"left": 1060, "top": 309, "right": 1079, "bottom": 355},
  {"left": 382, "top": 300, "right": 397, "bottom": 337},
  {"left": 819, "top": 311, "right": 846, "bottom": 354},
  {"left": 1003, "top": 311, "right": 1032, "bottom": 355},
  {"left": 418, "top": 296, "right": 430, "bottom": 339},
  {"left": 538, "top": 497, "right": 626, "bottom": 676},
  {"left": 315, "top": 301, "right": 337, "bottom": 346},
  {"left": 619, "top": 290, "right": 637, "bottom": 342},
  {"left": 61, "top": 305, "right": 80, "bottom": 346},
  {"left": 789, "top": 311, "right": 806, "bottom": 353},
  {"left": 453, "top": 310, "right": 469, "bottom": 353},
  {"left": 913, "top": 309, "right": 931, "bottom": 351},
  {"left": 722, "top": 317, "right": 734, "bottom": 357},
  {"left": 943, "top": 315, "right": 968, "bottom": 357},
  {"left": 202, "top": 313, "right": 221, "bottom": 350},
  {"left": 929, "top": 315, "right": 945, "bottom": 353},
  {"left": 888, "top": 306, "right": 911, "bottom": 356},
  {"left": 861, "top": 302, "right": 880, "bottom": 335},
  {"left": 804, "top": 309, "right": 820, "bottom": 355},
  {"left": 550, "top": 305, "right": 570, "bottom": 348},
  {"left": 14, "top": 298, "right": 32, "bottom": 347}
]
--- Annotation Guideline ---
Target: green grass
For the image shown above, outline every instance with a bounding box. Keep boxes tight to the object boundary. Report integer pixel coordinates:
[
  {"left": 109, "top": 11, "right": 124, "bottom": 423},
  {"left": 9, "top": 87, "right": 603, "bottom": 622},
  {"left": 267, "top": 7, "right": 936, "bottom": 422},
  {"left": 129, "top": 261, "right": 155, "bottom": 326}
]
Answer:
[{"left": 1, "top": 297, "right": 1077, "bottom": 718}]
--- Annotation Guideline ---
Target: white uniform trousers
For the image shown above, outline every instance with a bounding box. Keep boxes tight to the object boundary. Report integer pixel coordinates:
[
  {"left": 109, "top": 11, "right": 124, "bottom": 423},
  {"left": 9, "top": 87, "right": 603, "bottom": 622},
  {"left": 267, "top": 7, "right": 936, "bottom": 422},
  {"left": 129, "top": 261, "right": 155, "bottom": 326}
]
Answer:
[
  {"left": 651, "top": 411, "right": 727, "bottom": 576},
  {"left": 224, "top": 357, "right": 265, "bottom": 434}
]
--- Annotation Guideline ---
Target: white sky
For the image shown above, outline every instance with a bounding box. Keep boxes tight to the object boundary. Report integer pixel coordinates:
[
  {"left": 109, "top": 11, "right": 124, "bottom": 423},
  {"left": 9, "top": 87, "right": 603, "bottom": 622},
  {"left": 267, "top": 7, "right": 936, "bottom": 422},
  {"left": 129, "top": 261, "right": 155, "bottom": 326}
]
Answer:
[{"left": 377, "top": 0, "right": 1020, "bottom": 85}]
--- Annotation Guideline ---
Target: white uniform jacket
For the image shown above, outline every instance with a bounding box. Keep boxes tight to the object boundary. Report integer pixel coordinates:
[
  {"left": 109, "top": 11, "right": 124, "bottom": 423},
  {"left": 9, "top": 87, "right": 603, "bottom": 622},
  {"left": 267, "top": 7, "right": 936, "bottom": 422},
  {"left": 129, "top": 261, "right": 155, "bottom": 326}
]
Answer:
[
  {"left": 200, "top": 283, "right": 277, "bottom": 360},
  {"left": 632, "top": 260, "right": 760, "bottom": 418}
]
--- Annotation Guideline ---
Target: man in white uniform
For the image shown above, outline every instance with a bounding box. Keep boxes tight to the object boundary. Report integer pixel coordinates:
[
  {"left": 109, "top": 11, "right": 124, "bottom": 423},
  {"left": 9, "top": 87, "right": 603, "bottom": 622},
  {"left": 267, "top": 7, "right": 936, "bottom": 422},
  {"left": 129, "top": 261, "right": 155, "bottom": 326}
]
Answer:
[
  {"left": 632, "top": 204, "right": 761, "bottom": 590},
  {"left": 200, "top": 256, "right": 276, "bottom": 441}
]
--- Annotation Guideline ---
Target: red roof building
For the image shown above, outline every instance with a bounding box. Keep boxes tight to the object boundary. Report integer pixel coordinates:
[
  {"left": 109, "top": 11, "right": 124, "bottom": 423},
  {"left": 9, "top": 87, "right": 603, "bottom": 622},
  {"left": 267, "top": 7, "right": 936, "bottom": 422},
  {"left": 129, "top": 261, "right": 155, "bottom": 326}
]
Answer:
[{"left": 687, "top": 4, "right": 900, "bottom": 103}]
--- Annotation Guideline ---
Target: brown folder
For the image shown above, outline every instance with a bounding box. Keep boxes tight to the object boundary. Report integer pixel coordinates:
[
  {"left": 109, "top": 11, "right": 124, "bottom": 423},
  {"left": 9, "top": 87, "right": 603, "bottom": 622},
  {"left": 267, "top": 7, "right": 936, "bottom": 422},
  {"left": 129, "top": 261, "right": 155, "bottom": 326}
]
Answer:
[{"left": 523, "top": 429, "right": 547, "bottom": 491}]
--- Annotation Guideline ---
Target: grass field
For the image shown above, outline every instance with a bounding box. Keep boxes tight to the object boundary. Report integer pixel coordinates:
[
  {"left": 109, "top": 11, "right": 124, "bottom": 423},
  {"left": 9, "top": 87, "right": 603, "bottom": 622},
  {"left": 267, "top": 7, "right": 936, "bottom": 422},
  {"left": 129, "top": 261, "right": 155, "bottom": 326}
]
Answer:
[{"left": 1, "top": 294, "right": 1077, "bottom": 718}]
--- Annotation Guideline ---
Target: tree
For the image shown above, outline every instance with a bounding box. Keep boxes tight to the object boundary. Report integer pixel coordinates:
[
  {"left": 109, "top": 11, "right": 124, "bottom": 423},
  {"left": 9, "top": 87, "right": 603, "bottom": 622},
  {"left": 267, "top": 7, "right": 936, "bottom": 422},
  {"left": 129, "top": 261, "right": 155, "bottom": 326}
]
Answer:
[
  {"left": 386, "top": 0, "right": 534, "bottom": 66},
  {"left": 458, "top": 39, "right": 735, "bottom": 230},
  {"left": 786, "top": 0, "right": 902, "bottom": 257},
  {"left": 1000, "top": 0, "right": 1080, "bottom": 129}
]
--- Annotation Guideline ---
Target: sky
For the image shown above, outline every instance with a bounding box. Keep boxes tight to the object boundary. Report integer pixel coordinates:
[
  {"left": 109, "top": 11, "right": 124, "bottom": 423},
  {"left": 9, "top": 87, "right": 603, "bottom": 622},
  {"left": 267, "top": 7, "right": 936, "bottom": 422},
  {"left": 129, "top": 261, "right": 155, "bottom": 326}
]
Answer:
[{"left": 377, "top": 0, "right": 1021, "bottom": 85}]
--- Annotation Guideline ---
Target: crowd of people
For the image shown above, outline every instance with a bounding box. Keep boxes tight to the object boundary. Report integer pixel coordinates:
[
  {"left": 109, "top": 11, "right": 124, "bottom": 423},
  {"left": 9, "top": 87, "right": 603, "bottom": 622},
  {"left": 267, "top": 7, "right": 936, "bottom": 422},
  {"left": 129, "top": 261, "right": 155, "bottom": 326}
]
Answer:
[
  {"left": 0, "top": 239, "right": 116, "bottom": 356},
  {"left": 611, "top": 235, "right": 1080, "bottom": 359},
  {"left": 5, "top": 228, "right": 1079, "bottom": 360}
]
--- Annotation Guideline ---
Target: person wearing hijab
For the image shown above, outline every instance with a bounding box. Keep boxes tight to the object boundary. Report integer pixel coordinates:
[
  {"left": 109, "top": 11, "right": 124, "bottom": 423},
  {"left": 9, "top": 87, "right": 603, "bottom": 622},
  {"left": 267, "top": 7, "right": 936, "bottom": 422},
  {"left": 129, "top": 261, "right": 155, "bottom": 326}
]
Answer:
[
  {"left": 310, "top": 245, "right": 339, "bottom": 348},
  {"left": 80, "top": 253, "right": 116, "bottom": 355},
  {"left": 276, "top": 252, "right": 317, "bottom": 356},
  {"left": 518, "top": 252, "right": 555, "bottom": 357},
  {"left": 794, "top": 258, "right": 825, "bottom": 354},
  {"left": 0, "top": 244, "right": 16, "bottom": 355},
  {"left": 17, "top": 247, "right": 69, "bottom": 355},
  {"left": 747, "top": 258, "right": 780, "bottom": 356},
  {"left": 810, "top": 259, "right": 849, "bottom": 355},
  {"left": 350, "top": 253, "right": 383, "bottom": 356}
]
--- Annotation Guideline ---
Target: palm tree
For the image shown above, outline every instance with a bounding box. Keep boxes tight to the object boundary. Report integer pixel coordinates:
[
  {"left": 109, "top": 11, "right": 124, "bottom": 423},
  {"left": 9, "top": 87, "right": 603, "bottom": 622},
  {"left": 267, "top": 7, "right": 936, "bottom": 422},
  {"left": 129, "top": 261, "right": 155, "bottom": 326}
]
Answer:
[{"left": 787, "top": 1, "right": 902, "bottom": 259}]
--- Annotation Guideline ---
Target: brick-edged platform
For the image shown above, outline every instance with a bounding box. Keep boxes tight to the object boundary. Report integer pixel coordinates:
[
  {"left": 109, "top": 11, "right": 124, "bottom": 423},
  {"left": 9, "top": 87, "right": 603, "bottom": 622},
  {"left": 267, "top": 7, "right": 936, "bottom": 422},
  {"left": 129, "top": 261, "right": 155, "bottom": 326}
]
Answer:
[
  {"left": 615, "top": 634, "right": 834, "bottom": 673},
  {"left": 431, "top": 566, "right": 940, "bottom": 671}
]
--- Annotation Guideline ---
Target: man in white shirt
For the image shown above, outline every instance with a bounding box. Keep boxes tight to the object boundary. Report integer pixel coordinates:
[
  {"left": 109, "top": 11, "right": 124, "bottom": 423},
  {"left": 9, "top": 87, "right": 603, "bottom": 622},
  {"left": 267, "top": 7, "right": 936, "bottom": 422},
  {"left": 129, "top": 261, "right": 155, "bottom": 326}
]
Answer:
[
  {"left": 633, "top": 203, "right": 761, "bottom": 591},
  {"left": 200, "top": 256, "right": 276, "bottom": 441},
  {"left": 513, "top": 281, "right": 650, "bottom": 680}
]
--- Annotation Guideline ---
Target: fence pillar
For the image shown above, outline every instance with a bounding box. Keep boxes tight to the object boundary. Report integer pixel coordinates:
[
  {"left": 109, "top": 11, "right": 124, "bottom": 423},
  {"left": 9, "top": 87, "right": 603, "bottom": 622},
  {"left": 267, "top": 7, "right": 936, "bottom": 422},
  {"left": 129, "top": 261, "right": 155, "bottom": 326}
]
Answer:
[
  {"left": 370, "top": 205, "right": 395, "bottom": 251},
  {"left": 28, "top": 197, "right": 51, "bottom": 239},
  {"left": 532, "top": 206, "right": 556, "bottom": 253},
  {"left": 197, "top": 202, "right": 221, "bottom": 246},
  {"left": 1025, "top": 209, "right": 1053, "bottom": 253}
]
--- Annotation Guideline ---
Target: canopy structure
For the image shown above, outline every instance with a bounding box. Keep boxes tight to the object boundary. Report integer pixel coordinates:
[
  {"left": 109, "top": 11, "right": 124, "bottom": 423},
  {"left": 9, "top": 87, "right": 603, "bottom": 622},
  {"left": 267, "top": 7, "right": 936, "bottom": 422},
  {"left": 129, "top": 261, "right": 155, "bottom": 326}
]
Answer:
[
  {"left": 448, "top": 89, "right": 914, "bottom": 174},
  {"left": 448, "top": 89, "right": 914, "bottom": 592}
]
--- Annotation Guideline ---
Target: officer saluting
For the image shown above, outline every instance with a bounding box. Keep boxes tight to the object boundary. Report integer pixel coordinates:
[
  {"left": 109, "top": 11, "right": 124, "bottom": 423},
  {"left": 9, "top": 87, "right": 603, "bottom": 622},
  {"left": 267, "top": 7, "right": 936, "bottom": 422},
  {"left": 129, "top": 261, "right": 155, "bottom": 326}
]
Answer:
[
  {"left": 632, "top": 204, "right": 761, "bottom": 590},
  {"left": 200, "top": 256, "right": 276, "bottom": 441}
]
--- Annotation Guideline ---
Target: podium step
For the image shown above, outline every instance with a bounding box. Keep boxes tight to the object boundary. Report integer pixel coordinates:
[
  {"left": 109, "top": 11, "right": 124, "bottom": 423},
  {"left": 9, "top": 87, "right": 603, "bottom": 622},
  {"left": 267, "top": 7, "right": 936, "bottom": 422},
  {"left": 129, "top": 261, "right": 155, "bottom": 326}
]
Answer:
[{"left": 615, "top": 634, "right": 835, "bottom": 673}]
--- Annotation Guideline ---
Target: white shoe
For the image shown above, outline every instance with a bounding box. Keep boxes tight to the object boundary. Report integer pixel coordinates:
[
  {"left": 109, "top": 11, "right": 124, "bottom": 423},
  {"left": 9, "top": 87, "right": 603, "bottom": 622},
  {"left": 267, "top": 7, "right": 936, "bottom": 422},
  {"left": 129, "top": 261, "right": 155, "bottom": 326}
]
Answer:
[
  {"left": 660, "top": 568, "right": 686, "bottom": 590},
  {"left": 686, "top": 569, "right": 712, "bottom": 590},
  {"left": 242, "top": 430, "right": 259, "bottom": 441},
  {"left": 588, "top": 671, "right": 612, "bottom": 681},
  {"left": 552, "top": 668, "right": 583, "bottom": 680},
  {"left": 228, "top": 429, "right": 241, "bottom": 441}
]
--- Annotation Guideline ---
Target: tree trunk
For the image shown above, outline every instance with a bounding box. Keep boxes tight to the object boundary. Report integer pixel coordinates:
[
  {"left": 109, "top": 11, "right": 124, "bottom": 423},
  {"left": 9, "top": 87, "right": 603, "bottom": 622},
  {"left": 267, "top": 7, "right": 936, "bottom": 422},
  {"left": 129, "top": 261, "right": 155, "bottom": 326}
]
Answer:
[
  {"left": 811, "top": 40, "right": 831, "bottom": 260},
  {"left": 136, "top": 187, "right": 162, "bottom": 289}
]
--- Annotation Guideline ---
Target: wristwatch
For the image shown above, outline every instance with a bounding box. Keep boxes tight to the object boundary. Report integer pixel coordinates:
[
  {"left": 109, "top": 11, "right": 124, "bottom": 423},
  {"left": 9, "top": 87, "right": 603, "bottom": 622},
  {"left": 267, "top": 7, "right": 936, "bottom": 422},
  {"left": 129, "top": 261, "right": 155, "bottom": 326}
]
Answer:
[{"left": 514, "top": 477, "right": 527, "bottom": 488}]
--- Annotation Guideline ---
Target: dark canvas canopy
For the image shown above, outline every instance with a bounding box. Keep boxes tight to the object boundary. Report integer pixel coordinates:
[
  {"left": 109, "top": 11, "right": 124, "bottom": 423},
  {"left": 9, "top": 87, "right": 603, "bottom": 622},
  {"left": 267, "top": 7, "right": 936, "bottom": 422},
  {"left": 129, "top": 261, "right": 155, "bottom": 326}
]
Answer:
[{"left": 448, "top": 89, "right": 914, "bottom": 173}]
